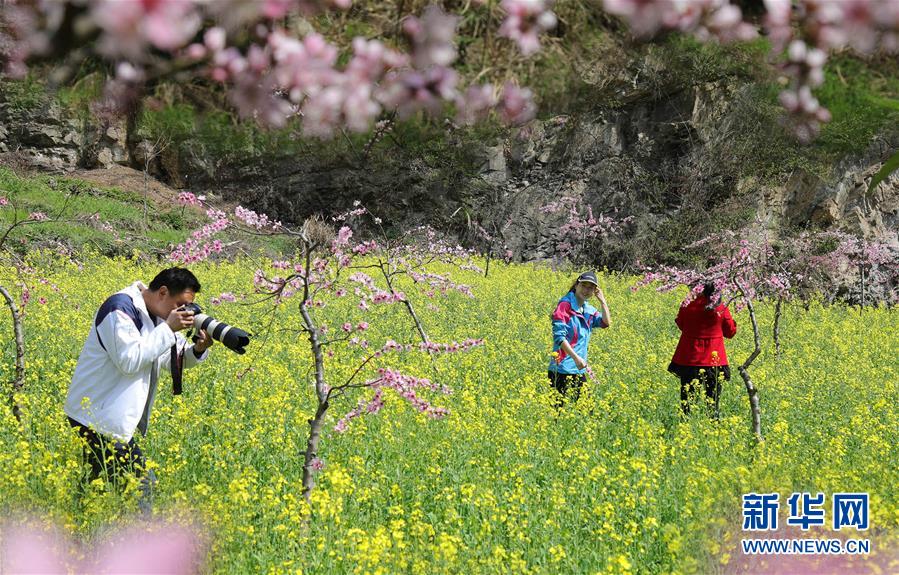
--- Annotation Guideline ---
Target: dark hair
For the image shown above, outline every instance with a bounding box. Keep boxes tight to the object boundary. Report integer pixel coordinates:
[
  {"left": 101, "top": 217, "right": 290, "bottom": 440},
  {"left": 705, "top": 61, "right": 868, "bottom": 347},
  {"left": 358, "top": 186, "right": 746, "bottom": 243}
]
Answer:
[
  {"left": 702, "top": 282, "right": 718, "bottom": 311},
  {"left": 148, "top": 268, "right": 201, "bottom": 294}
]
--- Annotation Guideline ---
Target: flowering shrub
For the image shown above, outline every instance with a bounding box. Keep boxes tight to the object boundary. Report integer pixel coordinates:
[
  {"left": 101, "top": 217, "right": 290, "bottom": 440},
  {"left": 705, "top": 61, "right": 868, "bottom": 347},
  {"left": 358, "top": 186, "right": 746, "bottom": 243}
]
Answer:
[
  {"left": 5, "top": 1, "right": 899, "bottom": 140},
  {"left": 634, "top": 227, "right": 899, "bottom": 308},
  {"left": 539, "top": 193, "right": 631, "bottom": 266}
]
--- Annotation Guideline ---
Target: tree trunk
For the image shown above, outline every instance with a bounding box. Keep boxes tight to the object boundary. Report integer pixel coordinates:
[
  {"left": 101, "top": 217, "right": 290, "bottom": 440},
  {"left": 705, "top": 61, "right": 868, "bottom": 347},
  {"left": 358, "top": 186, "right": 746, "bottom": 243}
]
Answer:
[
  {"left": 738, "top": 292, "right": 763, "bottom": 442},
  {"left": 299, "top": 296, "right": 329, "bottom": 502},
  {"left": 773, "top": 297, "right": 783, "bottom": 360},
  {"left": 860, "top": 264, "right": 866, "bottom": 312},
  {"left": 0, "top": 285, "right": 25, "bottom": 421},
  {"left": 301, "top": 399, "right": 329, "bottom": 502},
  {"left": 143, "top": 165, "right": 149, "bottom": 230}
]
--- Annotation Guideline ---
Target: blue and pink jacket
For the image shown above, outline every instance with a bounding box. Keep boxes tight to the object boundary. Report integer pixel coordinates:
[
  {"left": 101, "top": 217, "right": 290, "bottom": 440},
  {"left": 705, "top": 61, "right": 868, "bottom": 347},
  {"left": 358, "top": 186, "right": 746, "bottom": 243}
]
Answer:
[{"left": 549, "top": 291, "right": 607, "bottom": 374}]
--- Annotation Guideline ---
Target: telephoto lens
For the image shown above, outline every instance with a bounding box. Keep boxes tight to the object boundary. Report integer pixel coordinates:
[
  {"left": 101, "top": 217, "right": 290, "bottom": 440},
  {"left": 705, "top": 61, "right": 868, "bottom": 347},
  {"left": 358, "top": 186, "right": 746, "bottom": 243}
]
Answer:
[{"left": 181, "top": 303, "right": 251, "bottom": 354}]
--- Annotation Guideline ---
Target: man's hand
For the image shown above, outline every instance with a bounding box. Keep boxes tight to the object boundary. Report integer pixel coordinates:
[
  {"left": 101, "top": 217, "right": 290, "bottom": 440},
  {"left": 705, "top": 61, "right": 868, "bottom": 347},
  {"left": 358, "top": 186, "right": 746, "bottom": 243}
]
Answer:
[
  {"left": 193, "top": 329, "right": 213, "bottom": 353},
  {"left": 574, "top": 355, "right": 588, "bottom": 370},
  {"left": 166, "top": 307, "right": 195, "bottom": 332}
]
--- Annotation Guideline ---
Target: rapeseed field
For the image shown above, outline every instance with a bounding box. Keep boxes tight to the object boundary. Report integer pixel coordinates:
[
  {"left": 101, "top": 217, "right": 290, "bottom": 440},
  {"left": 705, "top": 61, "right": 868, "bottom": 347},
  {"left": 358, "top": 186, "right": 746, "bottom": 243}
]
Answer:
[{"left": 1, "top": 255, "right": 896, "bottom": 574}]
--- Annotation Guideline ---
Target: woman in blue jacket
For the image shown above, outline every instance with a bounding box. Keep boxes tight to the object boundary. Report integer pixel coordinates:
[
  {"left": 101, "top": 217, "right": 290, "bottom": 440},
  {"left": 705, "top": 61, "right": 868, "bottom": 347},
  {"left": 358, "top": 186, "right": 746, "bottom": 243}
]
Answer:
[{"left": 548, "top": 271, "right": 611, "bottom": 405}]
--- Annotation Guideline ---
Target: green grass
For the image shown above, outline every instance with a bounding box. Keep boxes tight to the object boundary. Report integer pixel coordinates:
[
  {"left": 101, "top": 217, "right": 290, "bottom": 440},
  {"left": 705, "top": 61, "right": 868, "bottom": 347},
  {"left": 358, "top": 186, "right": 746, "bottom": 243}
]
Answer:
[
  {"left": 814, "top": 54, "right": 899, "bottom": 157},
  {"left": 0, "top": 167, "right": 307, "bottom": 260},
  {"left": 0, "top": 167, "right": 198, "bottom": 256},
  {"left": 0, "top": 72, "right": 47, "bottom": 111}
]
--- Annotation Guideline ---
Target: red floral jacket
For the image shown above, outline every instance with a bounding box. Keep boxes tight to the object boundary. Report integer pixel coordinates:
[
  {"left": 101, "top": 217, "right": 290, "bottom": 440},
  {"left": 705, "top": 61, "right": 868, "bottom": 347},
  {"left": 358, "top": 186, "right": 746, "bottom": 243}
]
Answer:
[{"left": 670, "top": 296, "right": 737, "bottom": 366}]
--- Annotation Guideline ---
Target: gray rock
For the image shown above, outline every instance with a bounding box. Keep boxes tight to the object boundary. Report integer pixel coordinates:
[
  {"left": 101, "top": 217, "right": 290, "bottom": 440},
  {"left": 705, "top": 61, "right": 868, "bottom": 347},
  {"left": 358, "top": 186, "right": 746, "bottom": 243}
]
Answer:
[{"left": 480, "top": 145, "right": 508, "bottom": 185}]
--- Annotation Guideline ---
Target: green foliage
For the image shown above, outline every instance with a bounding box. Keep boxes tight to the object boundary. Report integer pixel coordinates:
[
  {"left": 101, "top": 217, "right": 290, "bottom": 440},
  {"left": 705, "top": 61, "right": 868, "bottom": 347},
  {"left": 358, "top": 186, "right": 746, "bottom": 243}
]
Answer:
[
  {"left": 867, "top": 148, "right": 899, "bottom": 195},
  {"left": 666, "top": 34, "right": 770, "bottom": 81},
  {"left": 815, "top": 55, "right": 899, "bottom": 158},
  {"left": 0, "top": 167, "right": 306, "bottom": 260},
  {"left": 56, "top": 73, "right": 105, "bottom": 119},
  {"left": 0, "top": 73, "right": 47, "bottom": 111},
  {"left": 139, "top": 104, "right": 304, "bottom": 161}
]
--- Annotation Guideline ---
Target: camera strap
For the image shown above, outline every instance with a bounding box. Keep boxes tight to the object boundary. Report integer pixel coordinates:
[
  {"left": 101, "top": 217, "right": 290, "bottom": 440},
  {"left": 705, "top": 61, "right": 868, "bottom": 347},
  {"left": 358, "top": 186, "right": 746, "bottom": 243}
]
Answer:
[{"left": 171, "top": 344, "right": 184, "bottom": 395}]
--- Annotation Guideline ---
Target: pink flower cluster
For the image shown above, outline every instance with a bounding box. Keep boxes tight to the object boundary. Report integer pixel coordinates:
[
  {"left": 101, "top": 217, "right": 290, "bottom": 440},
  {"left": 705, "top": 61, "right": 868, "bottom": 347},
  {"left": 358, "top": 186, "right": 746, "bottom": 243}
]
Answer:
[
  {"left": 498, "top": 82, "right": 537, "bottom": 126},
  {"left": 0, "top": 519, "right": 204, "bottom": 575},
  {"left": 499, "top": 0, "right": 558, "bottom": 56},
  {"left": 209, "top": 292, "right": 237, "bottom": 306},
  {"left": 334, "top": 367, "right": 453, "bottom": 432},
  {"left": 348, "top": 272, "right": 376, "bottom": 289},
  {"left": 0, "top": 197, "right": 9, "bottom": 206},
  {"left": 795, "top": 231, "right": 899, "bottom": 303},
  {"left": 28, "top": 212, "right": 48, "bottom": 221},
  {"left": 91, "top": 0, "right": 201, "bottom": 59},
  {"left": 765, "top": 0, "right": 899, "bottom": 142},
  {"left": 235, "top": 206, "right": 278, "bottom": 230},
  {"left": 11, "top": 0, "right": 899, "bottom": 141},
  {"left": 176, "top": 191, "right": 203, "bottom": 206},
  {"left": 540, "top": 194, "right": 630, "bottom": 263},
  {"left": 333, "top": 226, "right": 353, "bottom": 247},
  {"left": 169, "top": 211, "right": 229, "bottom": 263},
  {"left": 19, "top": 284, "right": 30, "bottom": 307},
  {"left": 169, "top": 238, "right": 225, "bottom": 264},
  {"left": 0, "top": 3, "right": 36, "bottom": 79},
  {"left": 332, "top": 201, "right": 367, "bottom": 222},
  {"left": 5, "top": 1, "right": 544, "bottom": 136},
  {"left": 352, "top": 240, "right": 379, "bottom": 255},
  {"left": 408, "top": 271, "right": 474, "bottom": 298},
  {"left": 633, "top": 229, "right": 777, "bottom": 309},
  {"left": 455, "top": 84, "right": 497, "bottom": 126},
  {"left": 369, "top": 337, "right": 483, "bottom": 359},
  {"left": 370, "top": 290, "right": 406, "bottom": 305},
  {"left": 418, "top": 338, "right": 484, "bottom": 354},
  {"left": 602, "top": 0, "right": 757, "bottom": 42},
  {"left": 403, "top": 5, "right": 459, "bottom": 69}
]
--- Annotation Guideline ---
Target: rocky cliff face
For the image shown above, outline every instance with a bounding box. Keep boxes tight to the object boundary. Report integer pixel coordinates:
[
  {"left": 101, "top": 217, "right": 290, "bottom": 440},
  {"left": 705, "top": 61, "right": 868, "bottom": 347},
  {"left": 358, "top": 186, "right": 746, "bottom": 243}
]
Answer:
[
  {"left": 2, "top": 81, "right": 897, "bottom": 266},
  {"left": 763, "top": 145, "right": 899, "bottom": 246},
  {"left": 0, "top": 96, "right": 130, "bottom": 171}
]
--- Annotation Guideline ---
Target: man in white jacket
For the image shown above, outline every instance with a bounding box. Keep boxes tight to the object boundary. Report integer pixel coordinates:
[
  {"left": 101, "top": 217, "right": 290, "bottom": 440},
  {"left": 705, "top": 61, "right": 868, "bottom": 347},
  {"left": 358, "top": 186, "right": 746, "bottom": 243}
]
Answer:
[{"left": 64, "top": 267, "right": 213, "bottom": 515}]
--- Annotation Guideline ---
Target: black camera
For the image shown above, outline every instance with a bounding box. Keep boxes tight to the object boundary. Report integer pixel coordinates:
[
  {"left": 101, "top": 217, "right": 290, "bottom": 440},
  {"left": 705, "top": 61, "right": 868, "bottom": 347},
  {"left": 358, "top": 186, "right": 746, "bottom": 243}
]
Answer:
[{"left": 180, "top": 303, "right": 251, "bottom": 354}]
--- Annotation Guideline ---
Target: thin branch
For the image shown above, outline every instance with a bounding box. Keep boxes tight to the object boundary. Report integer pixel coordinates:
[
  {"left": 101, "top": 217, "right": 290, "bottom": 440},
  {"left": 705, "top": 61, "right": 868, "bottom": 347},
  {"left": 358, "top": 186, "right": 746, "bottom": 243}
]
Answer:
[
  {"left": 340, "top": 350, "right": 381, "bottom": 389},
  {"left": 0, "top": 285, "right": 25, "bottom": 421}
]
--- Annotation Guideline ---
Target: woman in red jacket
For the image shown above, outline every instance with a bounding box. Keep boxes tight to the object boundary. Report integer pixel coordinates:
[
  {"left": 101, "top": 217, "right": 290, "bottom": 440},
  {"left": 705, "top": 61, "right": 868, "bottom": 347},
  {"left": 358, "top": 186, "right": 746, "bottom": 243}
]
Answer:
[{"left": 668, "top": 282, "right": 737, "bottom": 418}]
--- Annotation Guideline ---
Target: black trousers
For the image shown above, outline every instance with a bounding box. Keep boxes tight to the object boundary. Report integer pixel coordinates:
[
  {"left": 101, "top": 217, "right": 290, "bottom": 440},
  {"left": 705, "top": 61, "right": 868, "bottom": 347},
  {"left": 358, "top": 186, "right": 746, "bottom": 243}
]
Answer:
[
  {"left": 678, "top": 369, "right": 723, "bottom": 419},
  {"left": 547, "top": 370, "right": 586, "bottom": 407},
  {"left": 68, "top": 417, "right": 156, "bottom": 515}
]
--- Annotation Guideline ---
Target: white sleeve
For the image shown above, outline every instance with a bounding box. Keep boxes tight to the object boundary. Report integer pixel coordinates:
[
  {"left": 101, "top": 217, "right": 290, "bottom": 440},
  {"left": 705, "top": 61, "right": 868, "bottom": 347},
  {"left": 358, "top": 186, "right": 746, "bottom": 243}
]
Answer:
[
  {"left": 157, "top": 332, "right": 208, "bottom": 374},
  {"left": 184, "top": 340, "right": 209, "bottom": 368},
  {"left": 97, "top": 310, "right": 176, "bottom": 375}
]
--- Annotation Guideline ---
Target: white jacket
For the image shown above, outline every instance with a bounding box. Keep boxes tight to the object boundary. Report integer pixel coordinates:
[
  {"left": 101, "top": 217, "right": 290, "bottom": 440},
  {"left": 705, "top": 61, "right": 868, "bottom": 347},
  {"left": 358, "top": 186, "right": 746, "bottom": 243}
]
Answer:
[{"left": 64, "top": 281, "right": 207, "bottom": 441}]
